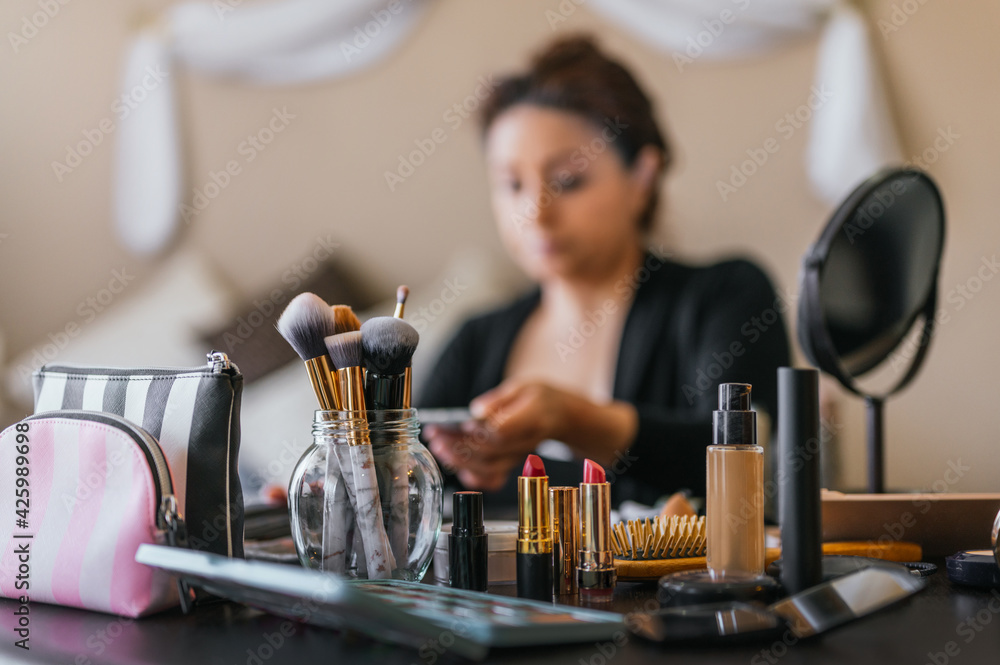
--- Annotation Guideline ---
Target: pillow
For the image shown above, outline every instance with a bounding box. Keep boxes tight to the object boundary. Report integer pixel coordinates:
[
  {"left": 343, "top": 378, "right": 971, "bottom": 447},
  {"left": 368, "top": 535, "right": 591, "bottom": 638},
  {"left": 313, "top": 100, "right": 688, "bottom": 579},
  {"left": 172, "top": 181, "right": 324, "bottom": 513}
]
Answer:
[{"left": 2, "top": 248, "right": 236, "bottom": 411}]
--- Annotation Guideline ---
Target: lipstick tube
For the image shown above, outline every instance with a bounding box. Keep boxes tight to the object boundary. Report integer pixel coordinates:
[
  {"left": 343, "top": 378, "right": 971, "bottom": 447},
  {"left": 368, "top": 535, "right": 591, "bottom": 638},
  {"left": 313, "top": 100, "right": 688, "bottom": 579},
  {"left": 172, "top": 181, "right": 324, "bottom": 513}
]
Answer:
[
  {"left": 578, "top": 460, "right": 616, "bottom": 600},
  {"left": 517, "top": 455, "right": 552, "bottom": 601},
  {"left": 550, "top": 487, "right": 579, "bottom": 595}
]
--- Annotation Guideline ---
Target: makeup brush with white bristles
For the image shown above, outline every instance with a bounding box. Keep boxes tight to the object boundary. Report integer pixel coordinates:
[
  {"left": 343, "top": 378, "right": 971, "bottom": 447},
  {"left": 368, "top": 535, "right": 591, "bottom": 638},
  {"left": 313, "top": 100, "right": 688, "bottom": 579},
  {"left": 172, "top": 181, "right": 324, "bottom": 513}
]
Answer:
[
  {"left": 361, "top": 317, "right": 419, "bottom": 410},
  {"left": 276, "top": 292, "right": 339, "bottom": 410},
  {"left": 324, "top": 330, "right": 397, "bottom": 578},
  {"left": 391, "top": 286, "right": 414, "bottom": 407}
]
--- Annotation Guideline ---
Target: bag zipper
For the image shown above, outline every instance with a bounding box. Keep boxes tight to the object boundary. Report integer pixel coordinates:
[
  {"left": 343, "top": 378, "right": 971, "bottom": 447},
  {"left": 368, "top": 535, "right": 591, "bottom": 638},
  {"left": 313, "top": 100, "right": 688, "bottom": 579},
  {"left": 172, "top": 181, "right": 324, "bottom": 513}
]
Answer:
[{"left": 39, "top": 351, "right": 240, "bottom": 377}]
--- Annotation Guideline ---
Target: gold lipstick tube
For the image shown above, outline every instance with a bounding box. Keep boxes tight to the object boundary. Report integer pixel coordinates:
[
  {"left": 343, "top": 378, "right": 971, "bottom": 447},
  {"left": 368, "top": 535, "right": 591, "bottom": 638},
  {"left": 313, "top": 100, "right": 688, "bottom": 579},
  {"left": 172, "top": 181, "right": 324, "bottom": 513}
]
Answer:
[
  {"left": 550, "top": 487, "right": 579, "bottom": 595},
  {"left": 578, "top": 482, "right": 616, "bottom": 599},
  {"left": 517, "top": 475, "right": 551, "bottom": 555}
]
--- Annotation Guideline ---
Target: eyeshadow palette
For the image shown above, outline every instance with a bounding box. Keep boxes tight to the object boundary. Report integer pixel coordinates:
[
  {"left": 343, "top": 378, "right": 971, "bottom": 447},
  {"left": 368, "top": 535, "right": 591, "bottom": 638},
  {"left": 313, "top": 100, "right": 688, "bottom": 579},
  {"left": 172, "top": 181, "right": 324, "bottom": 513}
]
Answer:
[{"left": 136, "top": 545, "right": 624, "bottom": 659}]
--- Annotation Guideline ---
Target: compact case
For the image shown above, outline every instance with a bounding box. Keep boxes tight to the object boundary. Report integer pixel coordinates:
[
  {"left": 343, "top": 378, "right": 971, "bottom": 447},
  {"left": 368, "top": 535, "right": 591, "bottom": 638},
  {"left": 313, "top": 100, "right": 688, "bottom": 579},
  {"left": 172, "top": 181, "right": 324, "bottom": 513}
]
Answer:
[
  {"left": 0, "top": 411, "right": 188, "bottom": 616},
  {"left": 0, "top": 353, "right": 244, "bottom": 617}
]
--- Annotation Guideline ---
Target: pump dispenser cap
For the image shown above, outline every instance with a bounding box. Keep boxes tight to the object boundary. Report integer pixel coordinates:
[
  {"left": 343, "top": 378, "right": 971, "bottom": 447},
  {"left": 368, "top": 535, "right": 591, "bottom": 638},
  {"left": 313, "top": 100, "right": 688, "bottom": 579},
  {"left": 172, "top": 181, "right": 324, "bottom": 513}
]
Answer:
[{"left": 712, "top": 383, "right": 756, "bottom": 446}]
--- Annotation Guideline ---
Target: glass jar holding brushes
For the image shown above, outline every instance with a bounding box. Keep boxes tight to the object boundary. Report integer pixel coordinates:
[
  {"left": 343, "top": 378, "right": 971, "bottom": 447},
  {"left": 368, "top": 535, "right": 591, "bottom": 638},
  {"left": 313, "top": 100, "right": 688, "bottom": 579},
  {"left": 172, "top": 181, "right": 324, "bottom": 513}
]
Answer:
[{"left": 279, "top": 290, "right": 444, "bottom": 581}]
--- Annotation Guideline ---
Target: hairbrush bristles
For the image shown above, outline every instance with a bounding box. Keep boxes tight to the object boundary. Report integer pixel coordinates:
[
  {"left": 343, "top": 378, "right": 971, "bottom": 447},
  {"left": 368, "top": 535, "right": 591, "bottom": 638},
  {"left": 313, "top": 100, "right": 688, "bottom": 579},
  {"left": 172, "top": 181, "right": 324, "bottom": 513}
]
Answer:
[
  {"left": 611, "top": 515, "right": 706, "bottom": 560},
  {"left": 331, "top": 305, "right": 361, "bottom": 334},
  {"left": 393, "top": 285, "right": 409, "bottom": 319},
  {"left": 276, "top": 293, "right": 337, "bottom": 361},
  {"left": 324, "top": 331, "right": 364, "bottom": 370},
  {"left": 361, "top": 317, "right": 419, "bottom": 375}
]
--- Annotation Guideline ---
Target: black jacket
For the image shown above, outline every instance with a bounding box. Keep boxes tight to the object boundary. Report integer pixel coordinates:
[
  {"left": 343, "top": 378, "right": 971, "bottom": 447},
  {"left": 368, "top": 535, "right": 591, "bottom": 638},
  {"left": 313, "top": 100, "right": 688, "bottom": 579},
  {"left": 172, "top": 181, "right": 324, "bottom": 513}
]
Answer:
[{"left": 417, "top": 254, "right": 791, "bottom": 506}]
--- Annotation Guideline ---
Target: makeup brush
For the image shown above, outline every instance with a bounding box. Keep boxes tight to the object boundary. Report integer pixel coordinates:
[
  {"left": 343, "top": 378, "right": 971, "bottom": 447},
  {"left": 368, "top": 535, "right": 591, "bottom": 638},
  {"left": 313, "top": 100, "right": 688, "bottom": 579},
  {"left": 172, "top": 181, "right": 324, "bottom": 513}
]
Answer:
[
  {"left": 393, "top": 285, "right": 409, "bottom": 319},
  {"left": 325, "top": 331, "right": 396, "bottom": 578},
  {"left": 361, "top": 317, "right": 419, "bottom": 410},
  {"left": 360, "top": 316, "right": 418, "bottom": 565},
  {"left": 332, "top": 304, "right": 362, "bottom": 333},
  {"left": 391, "top": 286, "right": 413, "bottom": 407},
  {"left": 276, "top": 292, "right": 338, "bottom": 410}
]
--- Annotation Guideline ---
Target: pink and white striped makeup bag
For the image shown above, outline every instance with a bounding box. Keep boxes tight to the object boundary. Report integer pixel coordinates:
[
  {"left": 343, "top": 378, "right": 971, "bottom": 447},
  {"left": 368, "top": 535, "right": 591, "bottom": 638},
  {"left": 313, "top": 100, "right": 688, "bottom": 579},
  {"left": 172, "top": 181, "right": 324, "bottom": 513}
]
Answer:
[{"left": 0, "top": 412, "right": 188, "bottom": 617}]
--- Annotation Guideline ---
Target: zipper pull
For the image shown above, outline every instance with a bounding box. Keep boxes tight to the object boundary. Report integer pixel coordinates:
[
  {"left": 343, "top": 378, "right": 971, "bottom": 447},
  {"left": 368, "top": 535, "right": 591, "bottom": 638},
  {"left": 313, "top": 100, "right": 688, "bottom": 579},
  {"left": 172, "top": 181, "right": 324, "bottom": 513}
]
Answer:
[
  {"left": 160, "top": 495, "right": 195, "bottom": 614},
  {"left": 207, "top": 350, "right": 233, "bottom": 374}
]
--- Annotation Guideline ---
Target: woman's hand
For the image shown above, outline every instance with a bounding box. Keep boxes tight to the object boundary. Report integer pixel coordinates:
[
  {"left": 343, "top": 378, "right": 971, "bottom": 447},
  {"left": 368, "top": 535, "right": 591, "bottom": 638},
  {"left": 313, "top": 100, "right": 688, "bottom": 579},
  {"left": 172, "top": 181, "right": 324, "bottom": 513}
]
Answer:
[{"left": 424, "top": 379, "right": 638, "bottom": 491}]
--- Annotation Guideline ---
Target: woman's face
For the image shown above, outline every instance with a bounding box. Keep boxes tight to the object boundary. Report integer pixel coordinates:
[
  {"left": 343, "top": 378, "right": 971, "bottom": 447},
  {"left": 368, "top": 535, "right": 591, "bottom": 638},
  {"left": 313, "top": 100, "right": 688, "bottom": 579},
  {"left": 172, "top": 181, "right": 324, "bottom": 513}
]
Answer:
[{"left": 485, "top": 104, "right": 653, "bottom": 283}]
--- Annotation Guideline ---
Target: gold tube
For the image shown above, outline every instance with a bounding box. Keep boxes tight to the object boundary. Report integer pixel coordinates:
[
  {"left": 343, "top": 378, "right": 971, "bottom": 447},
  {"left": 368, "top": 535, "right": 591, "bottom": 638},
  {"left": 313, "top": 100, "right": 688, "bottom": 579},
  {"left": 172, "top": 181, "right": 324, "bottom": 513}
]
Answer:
[
  {"left": 517, "top": 476, "right": 551, "bottom": 555},
  {"left": 550, "top": 487, "right": 579, "bottom": 595},
  {"left": 402, "top": 366, "right": 412, "bottom": 409},
  {"left": 305, "top": 356, "right": 338, "bottom": 410},
  {"left": 578, "top": 482, "right": 615, "bottom": 597},
  {"left": 335, "top": 365, "right": 369, "bottom": 445}
]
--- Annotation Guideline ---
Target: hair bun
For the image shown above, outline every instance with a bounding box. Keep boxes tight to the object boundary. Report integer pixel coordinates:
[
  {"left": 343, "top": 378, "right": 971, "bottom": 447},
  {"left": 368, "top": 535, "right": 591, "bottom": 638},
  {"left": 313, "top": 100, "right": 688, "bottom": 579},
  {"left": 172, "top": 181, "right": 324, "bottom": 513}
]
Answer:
[{"left": 530, "top": 35, "right": 603, "bottom": 77}]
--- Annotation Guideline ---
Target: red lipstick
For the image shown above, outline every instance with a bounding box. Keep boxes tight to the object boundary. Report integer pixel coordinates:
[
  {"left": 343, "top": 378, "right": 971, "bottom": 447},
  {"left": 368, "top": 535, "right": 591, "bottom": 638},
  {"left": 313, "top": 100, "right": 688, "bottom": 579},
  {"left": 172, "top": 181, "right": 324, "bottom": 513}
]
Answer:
[
  {"left": 517, "top": 454, "right": 553, "bottom": 601},
  {"left": 578, "top": 458, "right": 616, "bottom": 600}
]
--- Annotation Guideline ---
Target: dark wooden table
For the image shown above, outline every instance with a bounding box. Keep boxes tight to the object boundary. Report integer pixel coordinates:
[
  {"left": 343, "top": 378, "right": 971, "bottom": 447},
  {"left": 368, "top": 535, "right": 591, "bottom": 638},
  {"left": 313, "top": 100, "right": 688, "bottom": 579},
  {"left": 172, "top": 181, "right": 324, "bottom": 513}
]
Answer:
[{"left": 3, "top": 561, "right": 1000, "bottom": 665}]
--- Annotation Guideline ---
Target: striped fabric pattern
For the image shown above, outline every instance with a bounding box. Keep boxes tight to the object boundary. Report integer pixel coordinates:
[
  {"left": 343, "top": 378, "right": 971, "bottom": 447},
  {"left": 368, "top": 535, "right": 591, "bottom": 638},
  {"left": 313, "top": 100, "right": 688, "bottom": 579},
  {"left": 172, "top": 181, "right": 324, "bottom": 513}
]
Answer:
[
  {"left": 32, "top": 366, "right": 243, "bottom": 559},
  {"left": 0, "top": 418, "right": 177, "bottom": 617}
]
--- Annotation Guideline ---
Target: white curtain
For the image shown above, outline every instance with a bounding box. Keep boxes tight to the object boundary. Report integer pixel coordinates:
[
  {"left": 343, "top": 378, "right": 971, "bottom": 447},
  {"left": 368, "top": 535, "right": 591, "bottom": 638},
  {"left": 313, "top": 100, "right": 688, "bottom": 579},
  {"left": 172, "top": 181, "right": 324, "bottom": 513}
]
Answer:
[
  {"left": 588, "top": 0, "right": 902, "bottom": 204},
  {"left": 114, "top": 0, "right": 899, "bottom": 254},
  {"left": 113, "top": 0, "right": 430, "bottom": 255}
]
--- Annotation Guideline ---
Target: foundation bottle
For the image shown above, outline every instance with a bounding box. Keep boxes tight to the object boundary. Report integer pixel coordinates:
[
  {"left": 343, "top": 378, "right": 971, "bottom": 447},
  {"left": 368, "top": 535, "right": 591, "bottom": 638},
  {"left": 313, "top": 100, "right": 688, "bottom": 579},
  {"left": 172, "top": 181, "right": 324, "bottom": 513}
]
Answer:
[{"left": 706, "top": 383, "right": 765, "bottom": 578}]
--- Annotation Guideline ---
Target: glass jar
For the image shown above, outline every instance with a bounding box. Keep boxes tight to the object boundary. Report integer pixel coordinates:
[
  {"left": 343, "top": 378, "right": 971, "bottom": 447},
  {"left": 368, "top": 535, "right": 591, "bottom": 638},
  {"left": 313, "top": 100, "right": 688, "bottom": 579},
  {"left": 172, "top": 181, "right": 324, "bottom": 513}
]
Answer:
[{"left": 289, "top": 409, "right": 442, "bottom": 581}]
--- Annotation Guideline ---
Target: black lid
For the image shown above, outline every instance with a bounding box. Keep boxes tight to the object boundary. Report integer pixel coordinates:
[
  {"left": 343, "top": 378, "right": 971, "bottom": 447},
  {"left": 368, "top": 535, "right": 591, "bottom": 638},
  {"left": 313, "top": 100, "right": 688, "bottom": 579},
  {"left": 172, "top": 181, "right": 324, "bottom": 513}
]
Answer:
[
  {"left": 712, "top": 383, "right": 756, "bottom": 446},
  {"left": 452, "top": 491, "right": 485, "bottom": 537}
]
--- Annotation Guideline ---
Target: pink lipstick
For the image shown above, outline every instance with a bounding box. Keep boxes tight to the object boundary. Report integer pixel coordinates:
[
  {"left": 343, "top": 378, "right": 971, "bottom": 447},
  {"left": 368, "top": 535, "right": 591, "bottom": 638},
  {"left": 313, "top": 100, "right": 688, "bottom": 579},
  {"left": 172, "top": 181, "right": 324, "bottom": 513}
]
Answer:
[
  {"left": 517, "top": 454, "right": 553, "bottom": 601},
  {"left": 578, "top": 459, "right": 616, "bottom": 600}
]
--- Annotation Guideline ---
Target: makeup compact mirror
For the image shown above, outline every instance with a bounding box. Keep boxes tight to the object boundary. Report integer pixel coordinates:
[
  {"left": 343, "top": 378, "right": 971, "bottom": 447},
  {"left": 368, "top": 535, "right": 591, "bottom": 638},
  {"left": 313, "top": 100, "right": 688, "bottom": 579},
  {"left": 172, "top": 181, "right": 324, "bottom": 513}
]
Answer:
[{"left": 798, "top": 168, "right": 945, "bottom": 492}]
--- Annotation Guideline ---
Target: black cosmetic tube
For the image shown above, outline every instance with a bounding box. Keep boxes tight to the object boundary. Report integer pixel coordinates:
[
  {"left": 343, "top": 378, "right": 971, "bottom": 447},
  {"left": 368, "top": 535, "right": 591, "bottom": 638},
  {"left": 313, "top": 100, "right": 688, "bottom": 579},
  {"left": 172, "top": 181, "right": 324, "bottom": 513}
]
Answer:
[
  {"left": 778, "top": 367, "right": 822, "bottom": 595},
  {"left": 450, "top": 492, "right": 488, "bottom": 591}
]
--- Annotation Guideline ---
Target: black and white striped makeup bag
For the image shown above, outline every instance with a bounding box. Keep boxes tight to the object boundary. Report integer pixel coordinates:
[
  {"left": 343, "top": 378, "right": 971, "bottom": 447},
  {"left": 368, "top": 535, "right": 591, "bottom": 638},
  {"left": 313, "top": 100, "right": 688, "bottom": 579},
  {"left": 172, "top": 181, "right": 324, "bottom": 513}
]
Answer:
[{"left": 32, "top": 352, "right": 244, "bottom": 559}]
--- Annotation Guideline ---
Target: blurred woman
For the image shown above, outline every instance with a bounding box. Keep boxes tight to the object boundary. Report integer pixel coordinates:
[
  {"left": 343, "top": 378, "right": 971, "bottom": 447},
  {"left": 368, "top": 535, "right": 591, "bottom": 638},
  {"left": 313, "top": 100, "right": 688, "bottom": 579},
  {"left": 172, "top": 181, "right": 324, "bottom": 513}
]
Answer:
[{"left": 419, "top": 36, "right": 789, "bottom": 506}]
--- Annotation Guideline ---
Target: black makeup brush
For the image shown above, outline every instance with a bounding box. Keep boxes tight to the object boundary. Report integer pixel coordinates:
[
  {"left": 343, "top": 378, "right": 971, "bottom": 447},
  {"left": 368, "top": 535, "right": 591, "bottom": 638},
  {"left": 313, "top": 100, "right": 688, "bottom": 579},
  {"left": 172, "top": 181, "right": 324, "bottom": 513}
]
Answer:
[
  {"left": 393, "top": 285, "right": 410, "bottom": 319},
  {"left": 276, "top": 292, "right": 338, "bottom": 410},
  {"left": 360, "top": 317, "right": 419, "bottom": 410}
]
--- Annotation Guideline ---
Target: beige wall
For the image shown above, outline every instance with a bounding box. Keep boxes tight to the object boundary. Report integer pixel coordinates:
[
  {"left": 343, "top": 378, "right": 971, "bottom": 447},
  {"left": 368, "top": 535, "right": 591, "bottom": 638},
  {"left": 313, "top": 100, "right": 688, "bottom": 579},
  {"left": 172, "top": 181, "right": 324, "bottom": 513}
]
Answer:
[{"left": 1, "top": 0, "right": 998, "bottom": 492}]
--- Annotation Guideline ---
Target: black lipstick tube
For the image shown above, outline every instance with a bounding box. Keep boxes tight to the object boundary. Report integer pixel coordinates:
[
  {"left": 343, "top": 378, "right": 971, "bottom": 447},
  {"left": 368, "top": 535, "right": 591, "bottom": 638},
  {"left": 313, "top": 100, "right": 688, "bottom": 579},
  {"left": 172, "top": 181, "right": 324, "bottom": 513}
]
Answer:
[{"left": 450, "top": 492, "right": 488, "bottom": 591}]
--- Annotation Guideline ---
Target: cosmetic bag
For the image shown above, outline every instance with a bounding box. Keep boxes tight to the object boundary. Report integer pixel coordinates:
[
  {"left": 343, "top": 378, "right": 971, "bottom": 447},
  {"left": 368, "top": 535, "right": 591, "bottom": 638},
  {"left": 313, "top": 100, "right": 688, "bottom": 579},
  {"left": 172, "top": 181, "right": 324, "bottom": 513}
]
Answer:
[
  {"left": 31, "top": 352, "right": 244, "bottom": 559},
  {"left": 0, "top": 411, "right": 190, "bottom": 617}
]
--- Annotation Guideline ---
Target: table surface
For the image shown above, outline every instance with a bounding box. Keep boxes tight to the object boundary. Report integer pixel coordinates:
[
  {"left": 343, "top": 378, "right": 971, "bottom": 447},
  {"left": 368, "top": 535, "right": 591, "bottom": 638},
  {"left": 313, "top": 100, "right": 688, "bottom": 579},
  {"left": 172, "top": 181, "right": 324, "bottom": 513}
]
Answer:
[{"left": 3, "top": 561, "right": 1000, "bottom": 665}]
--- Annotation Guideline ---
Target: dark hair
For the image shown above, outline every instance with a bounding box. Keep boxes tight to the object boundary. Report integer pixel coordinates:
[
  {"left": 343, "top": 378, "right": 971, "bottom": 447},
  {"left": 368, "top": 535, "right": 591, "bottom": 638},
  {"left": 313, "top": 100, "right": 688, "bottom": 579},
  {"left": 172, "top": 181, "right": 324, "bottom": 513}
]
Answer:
[{"left": 479, "top": 35, "right": 671, "bottom": 232}]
